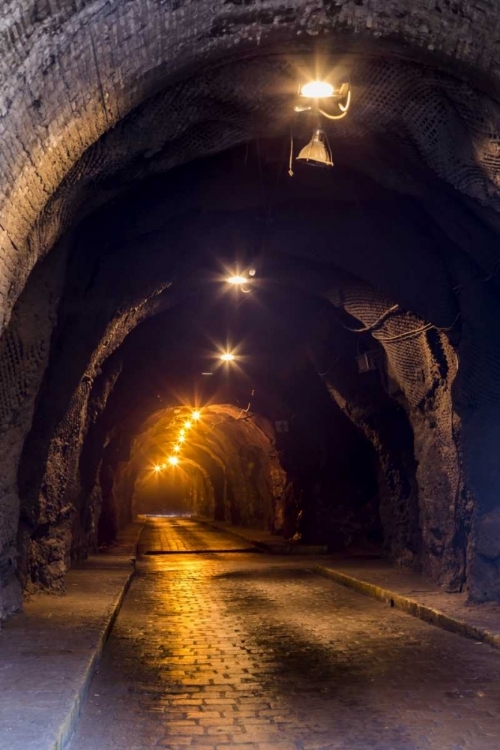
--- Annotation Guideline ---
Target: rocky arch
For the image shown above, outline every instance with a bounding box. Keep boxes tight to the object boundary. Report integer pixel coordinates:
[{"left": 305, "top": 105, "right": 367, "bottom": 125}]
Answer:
[{"left": 1, "top": 3, "right": 500, "bottom": 620}]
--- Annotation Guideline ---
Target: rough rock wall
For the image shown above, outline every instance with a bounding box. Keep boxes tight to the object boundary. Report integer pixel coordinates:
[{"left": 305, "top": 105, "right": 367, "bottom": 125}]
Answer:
[
  {"left": 15, "top": 221, "right": 175, "bottom": 593},
  {"left": 307, "top": 311, "right": 421, "bottom": 568},
  {"left": 0, "top": 244, "right": 66, "bottom": 618},
  {"left": 320, "top": 278, "right": 466, "bottom": 590},
  {"left": 72, "top": 357, "right": 124, "bottom": 559}
]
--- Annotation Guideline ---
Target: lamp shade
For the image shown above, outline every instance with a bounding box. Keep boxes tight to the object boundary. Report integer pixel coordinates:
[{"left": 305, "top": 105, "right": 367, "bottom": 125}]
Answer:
[{"left": 296, "top": 128, "right": 333, "bottom": 168}]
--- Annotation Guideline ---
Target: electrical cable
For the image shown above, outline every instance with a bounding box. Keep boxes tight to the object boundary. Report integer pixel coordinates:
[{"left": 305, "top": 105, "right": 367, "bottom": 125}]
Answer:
[
  {"left": 318, "top": 89, "right": 351, "bottom": 120},
  {"left": 342, "top": 303, "right": 400, "bottom": 333},
  {"left": 288, "top": 130, "right": 294, "bottom": 177},
  {"left": 375, "top": 323, "right": 433, "bottom": 342}
]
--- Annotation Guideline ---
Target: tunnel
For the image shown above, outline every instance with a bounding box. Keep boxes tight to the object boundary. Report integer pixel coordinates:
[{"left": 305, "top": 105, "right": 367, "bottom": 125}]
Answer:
[{"left": 2, "top": 3, "right": 500, "bottom": 748}]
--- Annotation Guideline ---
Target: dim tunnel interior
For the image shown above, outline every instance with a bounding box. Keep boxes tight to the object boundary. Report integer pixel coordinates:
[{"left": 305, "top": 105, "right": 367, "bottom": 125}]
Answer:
[{"left": 3, "top": 10, "right": 500, "bottom": 624}]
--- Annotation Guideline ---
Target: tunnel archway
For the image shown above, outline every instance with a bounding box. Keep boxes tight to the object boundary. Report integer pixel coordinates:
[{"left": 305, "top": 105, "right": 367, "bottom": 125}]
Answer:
[
  {"left": 122, "top": 404, "right": 287, "bottom": 529},
  {"left": 1, "top": 5, "right": 500, "bottom": 620}
]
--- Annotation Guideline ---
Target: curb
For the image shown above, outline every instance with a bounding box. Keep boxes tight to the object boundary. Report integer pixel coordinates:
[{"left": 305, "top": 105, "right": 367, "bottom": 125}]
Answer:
[
  {"left": 195, "top": 517, "right": 327, "bottom": 555},
  {"left": 314, "top": 565, "right": 500, "bottom": 652},
  {"left": 56, "top": 569, "right": 135, "bottom": 750},
  {"left": 56, "top": 520, "right": 145, "bottom": 750}
]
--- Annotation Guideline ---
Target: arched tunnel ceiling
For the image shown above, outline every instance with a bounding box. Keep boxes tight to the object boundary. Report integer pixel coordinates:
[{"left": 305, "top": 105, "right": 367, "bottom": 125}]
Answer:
[
  {"left": 117, "top": 403, "right": 287, "bottom": 528},
  {"left": 3, "top": 1, "right": 500, "bottom": 622},
  {"left": 1, "top": 2, "right": 500, "bottom": 329}
]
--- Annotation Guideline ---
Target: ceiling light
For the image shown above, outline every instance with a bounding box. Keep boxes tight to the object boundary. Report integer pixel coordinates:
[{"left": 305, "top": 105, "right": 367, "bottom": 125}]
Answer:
[
  {"left": 296, "top": 128, "right": 333, "bottom": 168},
  {"left": 168, "top": 456, "right": 179, "bottom": 466},
  {"left": 220, "top": 352, "right": 235, "bottom": 362},
  {"left": 227, "top": 275, "right": 248, "bottom": 285},
  {"left": 192, "top": 410, "right": 201, "bottom": 420},
  {"left": 300, "top": 81, "right": 334, "bottom": 99}
]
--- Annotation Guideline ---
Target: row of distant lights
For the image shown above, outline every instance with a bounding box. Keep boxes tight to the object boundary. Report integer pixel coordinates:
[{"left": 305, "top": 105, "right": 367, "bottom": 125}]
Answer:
[
  {"left": 154, "top": 409, "right": 202, "bottom": 472},
  {"left": 153, "top": 274, "right": 247, "bottom": 471}
]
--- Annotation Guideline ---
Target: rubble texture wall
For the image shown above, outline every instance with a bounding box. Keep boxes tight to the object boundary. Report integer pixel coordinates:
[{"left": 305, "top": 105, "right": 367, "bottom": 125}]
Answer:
[{"left": 1, "top": 1, "right": 500, "bottom": 619}]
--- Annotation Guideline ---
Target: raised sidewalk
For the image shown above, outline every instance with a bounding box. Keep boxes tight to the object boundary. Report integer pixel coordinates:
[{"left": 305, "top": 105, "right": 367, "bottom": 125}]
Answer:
[
  {"left": 0, "top": 520, "right": 143, "bottom": 750},
  {"left": 197, "top": 517, "right": 500, "bottom": 651}
]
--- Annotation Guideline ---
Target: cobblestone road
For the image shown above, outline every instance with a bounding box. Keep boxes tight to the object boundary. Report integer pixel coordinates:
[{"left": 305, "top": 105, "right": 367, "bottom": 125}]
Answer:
[
  {"left": 137, "top": 517, "right": 256, "bottom": 554},
  {"left": 71, "top": 518, "right": 500, "bottom": 750}
]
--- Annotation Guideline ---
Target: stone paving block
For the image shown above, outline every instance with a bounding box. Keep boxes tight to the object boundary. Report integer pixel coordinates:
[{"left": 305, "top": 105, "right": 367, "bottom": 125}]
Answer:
[{"left": 70, "top": 518, "right": 500, "bottom": 750}]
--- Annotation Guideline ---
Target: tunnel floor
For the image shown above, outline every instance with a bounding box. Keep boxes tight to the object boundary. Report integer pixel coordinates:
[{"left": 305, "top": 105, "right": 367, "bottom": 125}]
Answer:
[{"left": 70, "top": 518, "right": 500, "bottom": 750}]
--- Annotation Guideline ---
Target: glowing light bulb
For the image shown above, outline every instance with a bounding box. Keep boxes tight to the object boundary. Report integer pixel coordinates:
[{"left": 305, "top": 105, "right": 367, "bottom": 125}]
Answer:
[
  {"left": 227, "top": 275, "right": 248, "bottom": 285},
  {"left": 300, "top": 81, "right": 334, "bottom": 99},
  {"left": 179, "top": 429, "right": 186, "bottom": 437},
  {"left": 178, "top": 436, "right": 185, "bottom": 443},
  {"left": 192, "top": 410, "right": 201, "bottom": 420},
  {"left": 220, "top": 352, "right": 235, "bottom": 362},
  {"left": 173, "top": 445, "right": 181, "bottom": 453},
  {"left": 168, "top": 456, "right": 179, "bottom": 466},
  {"left": 184, "top": 420, "right": 192, "bottom": 429},
  {"left": 154, "top": 465, "right": 161, "bottom": 473}
]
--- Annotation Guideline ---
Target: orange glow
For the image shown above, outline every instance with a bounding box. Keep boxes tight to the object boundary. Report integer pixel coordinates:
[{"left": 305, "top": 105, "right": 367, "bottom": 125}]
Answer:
[
  {"left": 154, "top": 465, "right": 161, "bottom": 473},
  {"left": 173, "top": 445, "right": 181, "bottom": 453},
  {"left": 192, "top": 410, "right": 201, "bottom": 420},
  {"left": 168, "top": 456, "right": 179, "bottom": 466},
  {"left": 178, "top": 436, "right": 186, "bottom": 443},
  {"left": 184, "top": 420, "right": 192, "bottom": 429}
]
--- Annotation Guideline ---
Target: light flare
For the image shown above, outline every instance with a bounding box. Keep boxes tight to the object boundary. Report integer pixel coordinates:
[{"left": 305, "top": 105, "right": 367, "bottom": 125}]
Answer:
[
  {"left": 300, "top": 80, "right": 334, "bottom": 99},
  {"left": 227, "top": 274, "right": 248, "bottom": 285}
]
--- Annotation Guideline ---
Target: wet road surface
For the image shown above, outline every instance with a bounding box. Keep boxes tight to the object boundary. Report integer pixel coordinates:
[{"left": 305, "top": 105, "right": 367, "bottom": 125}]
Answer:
[{"left": 70, "top": 517, "right": 500, "bottom": 750}]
